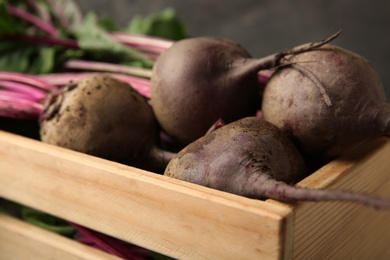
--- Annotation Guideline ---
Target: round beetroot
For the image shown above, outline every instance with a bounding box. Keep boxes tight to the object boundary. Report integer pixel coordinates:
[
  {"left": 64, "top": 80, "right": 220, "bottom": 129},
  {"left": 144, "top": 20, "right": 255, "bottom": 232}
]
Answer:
[
  {"left": 40, "top": 74, "right": 174, "bottom": 170},
  {"left": 165, "top": 117, "right": 390, "bottom": 210},
  {"left": 150, "top": 33, "right": 340, "bottom": 147},
  {"left": 165, "top": 117, "right": 307, "bottom": 197},
  {"left": 262, "top": 44, "right": 390, "bottom": 161},
  {"left": 150, "top": 37, "right": 260, "bottom": 146}
]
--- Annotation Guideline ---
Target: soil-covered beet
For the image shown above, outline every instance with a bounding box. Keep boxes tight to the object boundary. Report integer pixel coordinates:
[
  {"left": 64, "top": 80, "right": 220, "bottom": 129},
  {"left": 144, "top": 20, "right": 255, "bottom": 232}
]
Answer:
[{"left": 40, "top": 74, "right": 173, "bottom": 170}]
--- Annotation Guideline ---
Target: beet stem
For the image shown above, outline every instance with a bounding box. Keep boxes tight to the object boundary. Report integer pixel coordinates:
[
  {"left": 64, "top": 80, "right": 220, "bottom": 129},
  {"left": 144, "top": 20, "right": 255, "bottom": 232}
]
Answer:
[
  {"left": 36, "top": 73, "right": 151, "bottom": 98},
  {"left": 109, "top": 32, "right": 173, "bottom": 53},
  {"left": 64, "top": 60, "right": 152, "bottom": 78},
  {"left": 0, "top": 72, "right": 56, "bottom": 91},
  {"left": 7, "top": 5, "right": 58, "bottom": 37},
  {"left": 0, "top": 98, "right": 43, "bottom": 119},
  {"left": 234, "top": 31, "right": 341, "bottom": 77},
  {"left": 386, "top": 117, "right": 390, "bottom": 136},
  {"left": 0, "top": 80, "right": 47, "bottom": 101},
  {"left": 280, "top": 30, "right": 341, "bottom": 57},
  {"left": 1, "top": 34, "right": 80, "bottom": 49},
  {"left": 69, "top": 223, "right": 150, "bottom": 260},
  {"left": 0, "top": 90, "right": 38, "bottom": 102},
  {"left": 149, "top": 146, "right": 177, "bottom": 169}
]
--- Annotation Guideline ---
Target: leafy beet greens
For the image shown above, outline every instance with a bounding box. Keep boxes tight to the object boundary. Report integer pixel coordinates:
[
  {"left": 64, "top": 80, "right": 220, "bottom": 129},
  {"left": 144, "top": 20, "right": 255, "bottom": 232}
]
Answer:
[{"left": 0, "top": 0, "right": 186, "bottom": 74}]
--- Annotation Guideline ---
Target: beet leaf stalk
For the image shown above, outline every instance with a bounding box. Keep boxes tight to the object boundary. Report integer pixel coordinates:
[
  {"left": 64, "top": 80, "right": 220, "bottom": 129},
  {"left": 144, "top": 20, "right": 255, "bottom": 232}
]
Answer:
[
  {"left": 0, "top": 72, "right": 55, "bottom": 119},
  {"left": 63, "top": 60, "right": 152, "bottom": 78},
  {"left": 0, "top": 96, "right": 44, "bottom": 120},
  {"left": 37, "top": 72, "right": 151, "bottom": 98},
  {"left": 7, "top": 5, "right": 58, "bottom": 37},
  {"left": 0, "top": 72, "right": 153, "bottom": 120},
  {"left": 232, "top": 31, "right": 341, "bottom": 107},
  {"left": 110, "top": 32, "right": 173, "bottom": 54},
  {"left": 1, "top": 33, "right": 80, "bottom": 49},
  {"left": 0, "top": 79, "right": 47, "bottom": 100},
  {"left": 0, "top": 72, "right": 56, "bottom": 91},
  {"left": 70, "top": 223, "right": 152, "bottom": 260}
]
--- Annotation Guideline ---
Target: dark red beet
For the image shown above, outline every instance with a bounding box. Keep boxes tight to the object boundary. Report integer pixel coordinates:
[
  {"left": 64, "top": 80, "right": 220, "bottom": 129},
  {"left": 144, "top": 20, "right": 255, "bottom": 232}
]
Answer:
[
  {"left": 165, "top": 117, "right": 390, "bottom": 210},
  {"left": 151, "top": 32, "right": 341, "bottom": 146},
  {"left": 262, "top": 44, "right": 390, "bottom": 161}
]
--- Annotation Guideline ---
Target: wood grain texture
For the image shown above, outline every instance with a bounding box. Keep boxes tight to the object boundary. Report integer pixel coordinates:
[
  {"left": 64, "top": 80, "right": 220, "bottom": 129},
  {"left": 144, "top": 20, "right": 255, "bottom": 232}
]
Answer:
[
  {"left": 292, "top": 138, "right": 390, "bottom": 259},
  {"left": 0, "top": 130, "right": 291, "bottom": 260},
  {"left": 1, "top": 130, "right": 390, "bottom": 259},
  {"left": 0, "top": 214, "right": 121, "bottom": 260}
]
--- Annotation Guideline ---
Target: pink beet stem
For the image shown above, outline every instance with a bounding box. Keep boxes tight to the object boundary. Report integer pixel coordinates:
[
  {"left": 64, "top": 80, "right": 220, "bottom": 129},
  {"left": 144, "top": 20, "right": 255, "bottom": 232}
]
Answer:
[
  {"left": 110, "top": 32, "right": 173, "bottom": 53},
  {"left": 258, "top": 69, "right": 273, "bottom": 85},
  {"left": 26, "top": 0, "right": 52, "bottom": 24},
  {"left": 64, "top": 60, "right": 152, "bottom": 78},
  {"left": 37, "top": 72, "right": 151, "bottom": 98},
  {"left": 110, "top": 74, "right": 151, "bottom": 97},
  {"left": 141, "top": 52, "right": 160, "bottom": 60},
  {"left": 0, "top": 80, "right": 47, "bottom": 100},
  {"left": 0, "top": 98, "right": 43, "bottom": 119},
  {"left": 0, "top": 90, "right": 39, "bottom": 102},
  {"left": 0, "top": 94, "right": 43, "bottom": 105},
  {"left": 0, "top": 72, "right": 57, "bottom": 91},
  {"left": 70, "top": 223, "right": 151, "bottom": 260},
  {"left": 7, "top": 5, "right": 58, "bottom": 37}
]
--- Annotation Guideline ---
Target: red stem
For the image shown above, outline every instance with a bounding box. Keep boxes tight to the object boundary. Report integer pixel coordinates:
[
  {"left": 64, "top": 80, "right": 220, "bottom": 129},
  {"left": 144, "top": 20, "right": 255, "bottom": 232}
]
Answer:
[
  {"left": 0, "top": 90, "right": 39, "bottom": 102},
  {"left": 64, "top": 60, "right": 152, "bottom": 78},
  {"left": 7, "top": 5, "right": 58, "bottom": 37},
  {"left": 110, "top": 32, "right": 173, "bottom": 53},
  {"left": 0, "top": 80, "right": 47, "bottom": 100},
  {"left": 0, "top": 72, "right": 56, "bottom": 91},
  {"left": 37, "top": 73, "right": 151, "bottom": 98},
  {"left": 0, "top": 34, "right": 80, "bottom": 49},
  {"left": 70, "top": 223, "right": 151, "bottom": 260},
  {"left": 0, "top": 97, "right": 43, "bottom": 120}
]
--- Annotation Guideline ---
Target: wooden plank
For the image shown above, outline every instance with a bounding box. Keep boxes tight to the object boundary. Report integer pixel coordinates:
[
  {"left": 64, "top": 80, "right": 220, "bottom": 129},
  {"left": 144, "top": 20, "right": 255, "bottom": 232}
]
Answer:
[
  {"left": 0, "top": 213, "right": 121, "bottom": 260},
  {"left": 291, "top": 137, "right": 390, "bottom": 259},
  {"left": 0, "top": 130, "right": 292, "bottom": 260}
]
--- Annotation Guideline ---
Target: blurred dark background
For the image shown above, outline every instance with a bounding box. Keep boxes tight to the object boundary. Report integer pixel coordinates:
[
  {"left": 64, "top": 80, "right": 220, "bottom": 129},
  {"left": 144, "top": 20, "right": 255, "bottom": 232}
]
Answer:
[{"left": 78, "top": 0, "right": 390, "bottom": 99}]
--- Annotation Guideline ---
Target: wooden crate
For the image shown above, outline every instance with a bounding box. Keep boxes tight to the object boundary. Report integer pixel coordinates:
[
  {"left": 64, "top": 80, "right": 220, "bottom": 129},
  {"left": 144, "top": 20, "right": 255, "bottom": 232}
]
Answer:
[
  {"left": 1, "top": 130, "right": 390, "bottom": 259},
  {"left": 0, "top": 214, "right": 121, "bottom": 259}
]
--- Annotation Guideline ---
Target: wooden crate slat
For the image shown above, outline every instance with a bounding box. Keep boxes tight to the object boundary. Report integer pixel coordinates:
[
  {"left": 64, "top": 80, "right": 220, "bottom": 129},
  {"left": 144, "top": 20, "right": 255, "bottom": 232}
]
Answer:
[
  {"left": 2, "top": 130, "right": 390, "bottom": 259},
  {"left": 0, "top": 130, "right": 291, "bottom": 259},
  {"left": 292, "top": 137, "right": 390, "bottom": 259},
  {"left": 0, "top": 213, "right": 122, "bottom": 260}
]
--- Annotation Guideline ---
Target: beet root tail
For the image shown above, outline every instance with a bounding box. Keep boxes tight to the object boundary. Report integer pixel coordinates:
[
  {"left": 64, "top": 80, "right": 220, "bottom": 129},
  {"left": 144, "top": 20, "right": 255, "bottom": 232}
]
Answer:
[{"left": 256, "top": 175, "right": 390, "bottom": 210}]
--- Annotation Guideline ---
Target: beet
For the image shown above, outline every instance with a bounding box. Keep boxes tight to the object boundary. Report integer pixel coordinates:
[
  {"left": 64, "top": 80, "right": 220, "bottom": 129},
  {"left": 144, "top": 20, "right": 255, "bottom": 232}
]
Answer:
[
  {"left": 262, "top": 44, "right": 390, "bottom": 161},
  {"left": 39, "top": 74, "right": 174, "bottom": 171},
  {"left": 165, "top": 117, "right": 390, "bottom": 209},
  {"left": 151, "top": 32, "right": 341, "bottom": 146}
]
